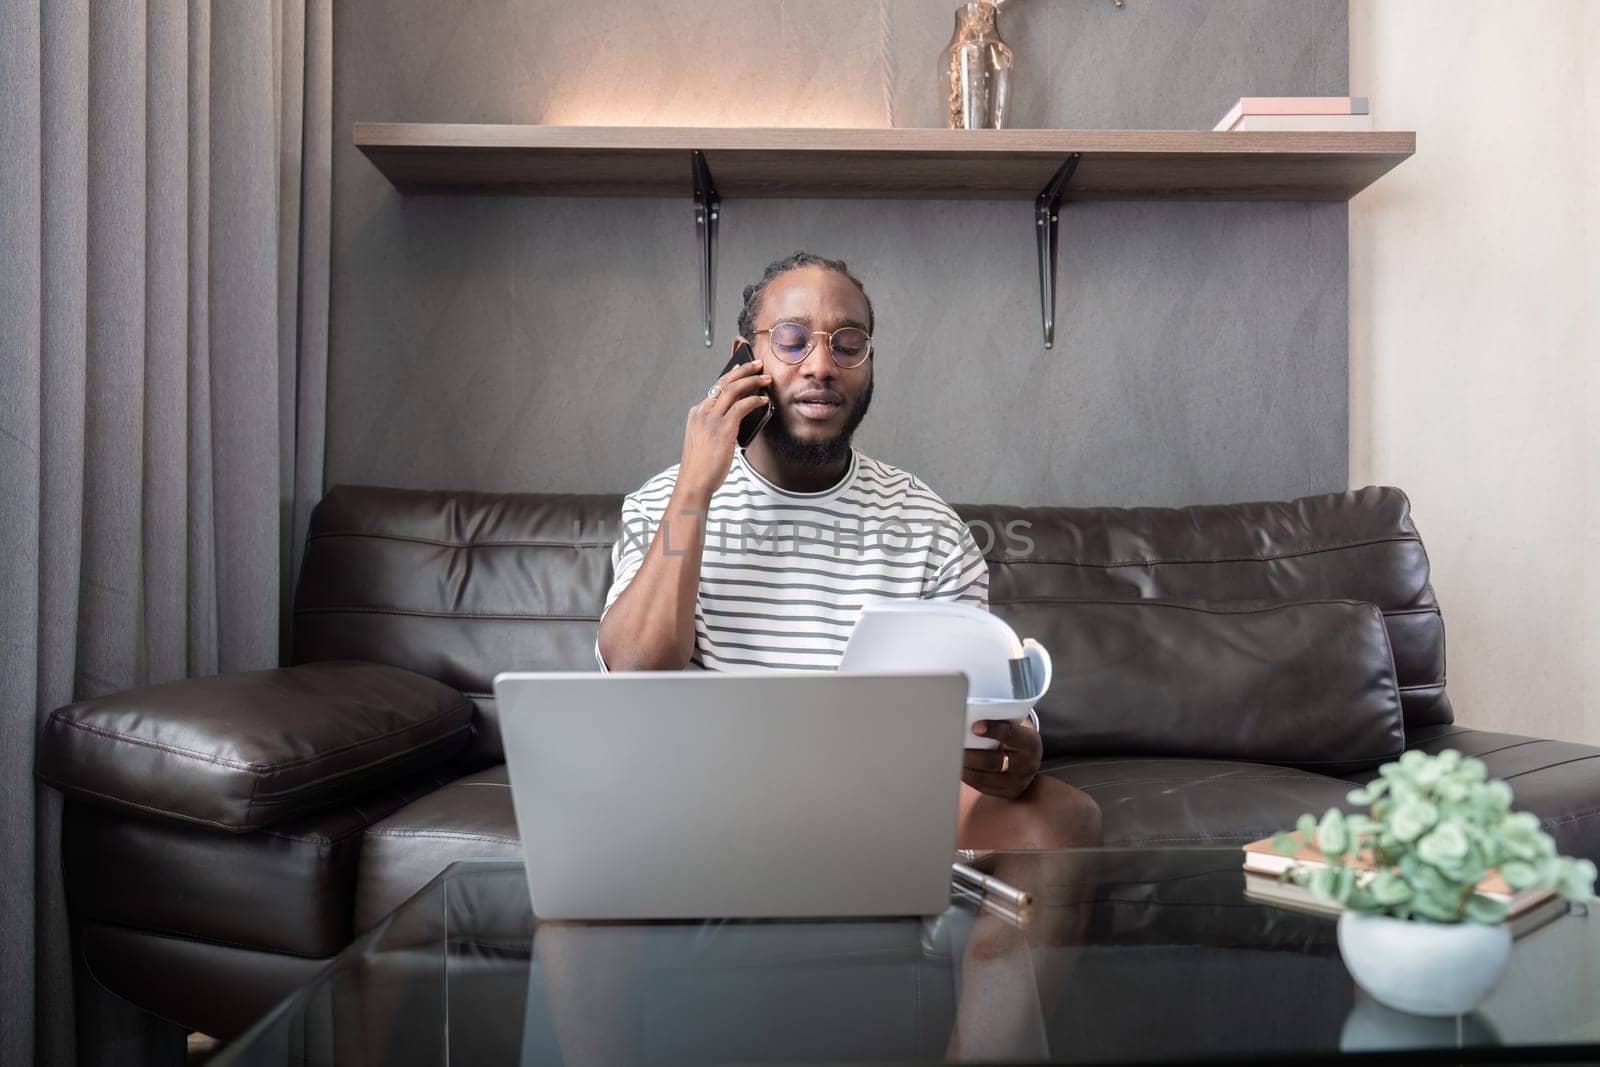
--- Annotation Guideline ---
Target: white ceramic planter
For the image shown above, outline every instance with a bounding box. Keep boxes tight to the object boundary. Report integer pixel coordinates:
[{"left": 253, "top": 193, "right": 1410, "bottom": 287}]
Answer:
[{"left": 1337, "top": 911, "right": 1512, "bottom": 1016}]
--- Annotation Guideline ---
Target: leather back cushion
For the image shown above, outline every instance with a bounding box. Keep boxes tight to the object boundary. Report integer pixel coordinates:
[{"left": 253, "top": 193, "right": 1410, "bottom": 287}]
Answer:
[
  {"left": 1001, "top": 597, "right": 1405, "bottom": 771},
  {"left": 293, "top": 486, "right": 622, "bottom": 764},
  {"left": 294, "top": 484, "right": 1447, "bottom": 765},
  {"left": 957, "top": 486, "right": 1449, "bottom": 730}
]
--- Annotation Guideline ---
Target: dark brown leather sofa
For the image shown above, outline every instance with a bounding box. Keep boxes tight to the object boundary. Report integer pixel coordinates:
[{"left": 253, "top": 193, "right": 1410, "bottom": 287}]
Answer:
[{"left": 37, "top": 484, "right": 1600, "bottom": 1050}]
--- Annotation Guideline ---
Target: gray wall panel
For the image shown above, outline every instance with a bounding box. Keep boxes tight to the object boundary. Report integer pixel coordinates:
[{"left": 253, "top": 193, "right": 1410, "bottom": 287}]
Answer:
[{"left": 330, "top": 0, "right": 1349, "bottom": 507}]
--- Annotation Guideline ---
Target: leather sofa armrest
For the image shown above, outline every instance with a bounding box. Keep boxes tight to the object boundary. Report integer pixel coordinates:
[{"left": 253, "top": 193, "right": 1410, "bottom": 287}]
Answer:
[{"left": 36, "top": 661, "right": 472, "bottom": 832}]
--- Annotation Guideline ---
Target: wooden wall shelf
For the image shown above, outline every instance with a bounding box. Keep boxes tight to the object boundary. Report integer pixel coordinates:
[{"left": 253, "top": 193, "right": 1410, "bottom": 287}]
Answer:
[
  {"left": 354, "top": 124, "right": 1416, "bottom": 345},
  {"left": 355, "top": 124, "right": 1413, "bottom": 200}
]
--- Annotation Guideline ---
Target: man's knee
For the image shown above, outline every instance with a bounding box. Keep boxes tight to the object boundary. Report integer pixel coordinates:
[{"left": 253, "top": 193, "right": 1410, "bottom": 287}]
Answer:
[
  {"left": 1020, "top": 774, "right": 1102, "bottom": 848},
  {"left": 959, "top": 775, "right": 1102, "bottom": 850}
]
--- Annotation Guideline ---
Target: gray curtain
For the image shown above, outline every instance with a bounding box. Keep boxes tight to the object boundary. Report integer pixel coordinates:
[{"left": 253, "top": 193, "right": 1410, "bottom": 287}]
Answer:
[{"left": 0, "top": 1, "right": 332, "bottom": 1062}]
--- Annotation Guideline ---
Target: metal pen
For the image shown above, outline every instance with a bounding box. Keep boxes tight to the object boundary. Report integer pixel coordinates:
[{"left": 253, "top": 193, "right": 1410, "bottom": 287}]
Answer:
[
  {"left": 952, "top": 861, "right": 1034, "bottom": 908},
  {"left": 950, "top": 880, "right": 1032, "bottom": 927}
]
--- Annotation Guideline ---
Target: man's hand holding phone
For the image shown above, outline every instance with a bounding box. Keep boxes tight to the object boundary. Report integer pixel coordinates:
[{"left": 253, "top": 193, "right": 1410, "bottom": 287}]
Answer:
[
  {"left": 599, "top": 353, "right": 768, "bottom": 672},
  {"left": 678, "top": 352, "right": 772, "bottom": 501}
]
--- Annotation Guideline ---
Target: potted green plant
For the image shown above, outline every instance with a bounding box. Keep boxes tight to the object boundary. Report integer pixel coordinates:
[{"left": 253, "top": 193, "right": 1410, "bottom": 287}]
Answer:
[{"left": 1273, "top": 748, "right": 1596, "bottom": 1016}]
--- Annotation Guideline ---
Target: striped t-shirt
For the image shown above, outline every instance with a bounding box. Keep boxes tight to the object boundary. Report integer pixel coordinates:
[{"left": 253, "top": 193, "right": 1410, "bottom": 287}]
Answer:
[{"left": 598, "top": 448, "right": 989, "bottom": 672}]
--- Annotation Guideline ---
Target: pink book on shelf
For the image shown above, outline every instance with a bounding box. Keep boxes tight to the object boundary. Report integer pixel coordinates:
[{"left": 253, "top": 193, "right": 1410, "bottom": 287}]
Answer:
[{"left": 1213, "top": 96, "right": 1369, "bottom": 131}]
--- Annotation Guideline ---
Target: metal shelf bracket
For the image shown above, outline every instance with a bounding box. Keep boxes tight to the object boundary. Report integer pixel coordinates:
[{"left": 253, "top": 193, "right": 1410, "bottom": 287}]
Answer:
[
  {"left": 1035, "top": 153, "right": 1081, "bottom": 349},
  {"left": 692, "top": 148, "right": 1077, "bottom": 350},
  {"left": 692, "top": 150, "right": 721, "bottom": 347}
]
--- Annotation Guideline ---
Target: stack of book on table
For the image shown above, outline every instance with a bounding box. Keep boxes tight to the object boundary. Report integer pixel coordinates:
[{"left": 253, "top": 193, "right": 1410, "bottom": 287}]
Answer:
[
  {"left": 1213, "top": 96, "right": 1373, "bottom": 132},
  {"left": 1241, "top": 833, "right": 1569, "bottom": 940}
]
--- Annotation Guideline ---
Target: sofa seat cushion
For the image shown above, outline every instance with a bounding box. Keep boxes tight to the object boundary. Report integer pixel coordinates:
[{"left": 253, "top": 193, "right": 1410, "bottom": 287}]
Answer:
[
  {"left": 355, "top": 764, "right": 521, "bottom": 933},
  {"left": 38, "top": 660, "right": 473, "bottom": 831},
  {"left": 1344, "top": 725, "right": 1600, "bottom": 864},
  {"left": 62, "top": 769, "right": 457, "bottom": 958},
  {"left": 1045, "top": 757, "right": 1358, "bottom": 848}
]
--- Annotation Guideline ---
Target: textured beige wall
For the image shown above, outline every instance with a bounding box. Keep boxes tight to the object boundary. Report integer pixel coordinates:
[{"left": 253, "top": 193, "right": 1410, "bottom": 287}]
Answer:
[
  {"left": 330, "top": 0, "right": 1353, "bottom": 509},
  {"left": 1349, "top": 1, "right": 1599, "bottom": 744}
]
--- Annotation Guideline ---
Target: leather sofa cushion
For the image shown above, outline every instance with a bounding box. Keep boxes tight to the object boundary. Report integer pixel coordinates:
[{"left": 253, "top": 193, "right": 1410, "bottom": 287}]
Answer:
[
  {"left": 292, "top": 486, "right": 622, "bottom": 766},
  {"left": 1045, "top": 756, "right": 1361, "bottom": 848},
  {"left": 958, "top": 487, "right": 1452, "bottom": 729},
  {"left": 355, "top": 764, "right": 522, "bottom": 933},
  {"left": 291, "top": 485, "right": 1449, "bottom": 770},
  {"left": 1045, "top": 729, "right": 1600, "bottom": 863},
  {"left": 37, "top": 661, "right": 472, "bottom": 831},
  {"left": 61, "top": 769, "right": 455, "bottom": 958},
  {"left": 1006, "top": 598, "right": 1405, "bottom": 773}
]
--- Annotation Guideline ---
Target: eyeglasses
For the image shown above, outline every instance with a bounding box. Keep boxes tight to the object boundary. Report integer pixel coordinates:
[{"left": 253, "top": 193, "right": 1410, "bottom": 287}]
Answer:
[{"left": 753, "top": 322, "right": 874, "bottom": 369}]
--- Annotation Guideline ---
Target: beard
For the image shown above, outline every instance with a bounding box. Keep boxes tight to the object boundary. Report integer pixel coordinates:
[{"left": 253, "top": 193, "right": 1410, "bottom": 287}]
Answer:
[{"left": 761, "top": 375, "right": 874, "bottom": 469}]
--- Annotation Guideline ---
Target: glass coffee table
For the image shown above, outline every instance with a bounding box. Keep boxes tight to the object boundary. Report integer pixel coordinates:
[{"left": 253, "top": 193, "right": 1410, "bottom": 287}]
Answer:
[{"left": 212, "top": 849, "right": 1600, "bottom": 1065}]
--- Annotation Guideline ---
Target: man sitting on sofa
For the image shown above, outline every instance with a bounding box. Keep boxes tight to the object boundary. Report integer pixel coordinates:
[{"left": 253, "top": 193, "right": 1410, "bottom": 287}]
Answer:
[{"left": 596, "top": 250, "right": 1099, "bottom": 850}]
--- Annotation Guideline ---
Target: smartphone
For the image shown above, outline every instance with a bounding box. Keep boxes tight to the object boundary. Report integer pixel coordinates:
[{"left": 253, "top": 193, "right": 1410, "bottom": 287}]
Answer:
[{"left": 719, "top": 340, "right": 773, "bottom": 449}]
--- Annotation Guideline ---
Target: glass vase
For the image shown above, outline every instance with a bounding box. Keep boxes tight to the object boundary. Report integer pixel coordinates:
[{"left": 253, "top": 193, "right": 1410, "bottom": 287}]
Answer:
[{"left": 941, "top": 1, "right": 1014, "bottom": 129}]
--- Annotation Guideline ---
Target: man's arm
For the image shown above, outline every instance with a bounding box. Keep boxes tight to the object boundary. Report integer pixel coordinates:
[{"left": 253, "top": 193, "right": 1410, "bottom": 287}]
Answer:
[
  {"left": 597, "top": 356, "right": 771, "bottom": 671},
  {"left": 596, "top": 483, "right": 713, "bottom": 671}
]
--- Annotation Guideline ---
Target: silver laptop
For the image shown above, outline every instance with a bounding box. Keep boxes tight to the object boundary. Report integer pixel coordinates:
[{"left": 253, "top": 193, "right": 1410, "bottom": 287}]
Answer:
[{"left": 492, "top": 670, "right": 968, "bottom": 920}]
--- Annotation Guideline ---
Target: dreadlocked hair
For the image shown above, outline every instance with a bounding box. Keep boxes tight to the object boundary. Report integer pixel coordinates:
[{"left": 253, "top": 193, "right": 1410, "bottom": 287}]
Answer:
[{"left": 736, "top": 251, "right": 875, "bottom": 344}]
